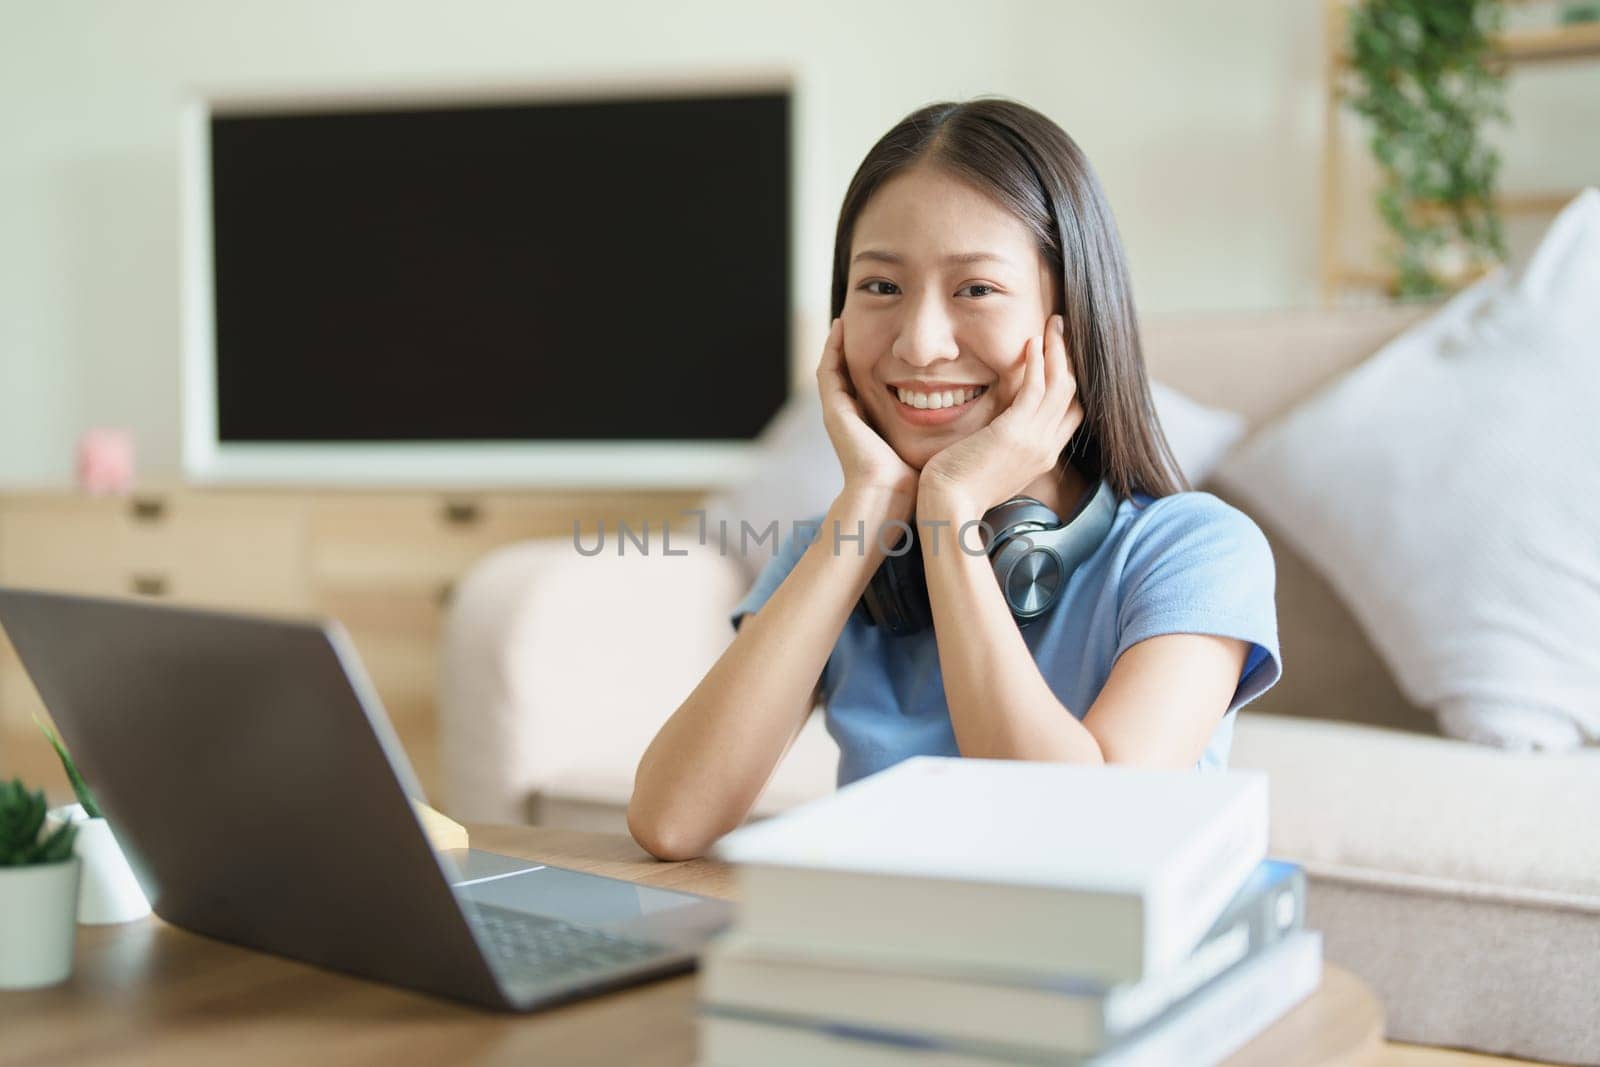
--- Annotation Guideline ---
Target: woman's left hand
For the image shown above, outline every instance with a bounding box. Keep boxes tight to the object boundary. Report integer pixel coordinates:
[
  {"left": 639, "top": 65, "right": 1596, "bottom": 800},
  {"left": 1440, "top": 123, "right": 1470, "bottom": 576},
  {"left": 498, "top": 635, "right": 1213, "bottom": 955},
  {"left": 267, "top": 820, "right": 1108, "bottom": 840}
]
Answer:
[{"left": 918, "top": 313, "right": 1084, "bottom": 520}]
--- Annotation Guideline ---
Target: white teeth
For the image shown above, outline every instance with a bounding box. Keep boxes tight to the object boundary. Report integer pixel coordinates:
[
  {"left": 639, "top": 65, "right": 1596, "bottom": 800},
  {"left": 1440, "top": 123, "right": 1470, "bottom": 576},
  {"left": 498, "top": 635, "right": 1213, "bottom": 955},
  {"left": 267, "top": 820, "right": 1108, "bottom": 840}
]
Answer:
[{"left": 895, "top": 385, "right": 985, "bottom": 410}]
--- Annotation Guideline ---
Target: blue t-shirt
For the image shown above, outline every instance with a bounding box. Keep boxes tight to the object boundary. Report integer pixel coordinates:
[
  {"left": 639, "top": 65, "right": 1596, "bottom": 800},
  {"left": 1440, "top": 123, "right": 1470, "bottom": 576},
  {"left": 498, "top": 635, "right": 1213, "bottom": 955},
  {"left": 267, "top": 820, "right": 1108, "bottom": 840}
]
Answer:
[{"left": 729, "top": 490, "right": 1281, "bottom": 787}]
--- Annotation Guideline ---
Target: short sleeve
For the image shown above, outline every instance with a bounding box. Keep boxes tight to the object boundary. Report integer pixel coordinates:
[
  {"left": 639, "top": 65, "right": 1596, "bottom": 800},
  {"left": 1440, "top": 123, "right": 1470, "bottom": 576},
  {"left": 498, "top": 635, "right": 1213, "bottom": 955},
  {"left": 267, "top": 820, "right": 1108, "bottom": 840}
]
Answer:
[
  {"left": 1116, "top": 493, "right": 1282, "bottom": 714},
  {"left": 729, "top": 515, "right": 825, "bottom": 633}
]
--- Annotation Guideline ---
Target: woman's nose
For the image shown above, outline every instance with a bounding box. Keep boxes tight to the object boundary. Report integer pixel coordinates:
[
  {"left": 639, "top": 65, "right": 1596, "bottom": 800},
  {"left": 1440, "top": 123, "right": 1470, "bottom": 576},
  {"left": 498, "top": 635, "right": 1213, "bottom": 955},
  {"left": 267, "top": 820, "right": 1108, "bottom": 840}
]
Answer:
[{"left": 891, "top": 296, "right": 960, "bottom": 367}]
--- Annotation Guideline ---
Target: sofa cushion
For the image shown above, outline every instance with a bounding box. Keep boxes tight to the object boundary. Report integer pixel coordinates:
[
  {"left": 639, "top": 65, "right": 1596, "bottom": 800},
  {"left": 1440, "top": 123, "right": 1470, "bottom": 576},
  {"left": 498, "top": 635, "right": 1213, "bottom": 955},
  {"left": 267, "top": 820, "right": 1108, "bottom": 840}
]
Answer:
[
  {"left": 1231, "top": 712, "right": 1600, "bottom": 1062},
  {"left": 1232, "top": 713, "right": 1600, "bottom": 898},
  {"left": 1208, "top": 484, "right": 1435, "bottom": 734},
  {"left": 1217, "top": 189, "right": 1600, "bottom": 750}
]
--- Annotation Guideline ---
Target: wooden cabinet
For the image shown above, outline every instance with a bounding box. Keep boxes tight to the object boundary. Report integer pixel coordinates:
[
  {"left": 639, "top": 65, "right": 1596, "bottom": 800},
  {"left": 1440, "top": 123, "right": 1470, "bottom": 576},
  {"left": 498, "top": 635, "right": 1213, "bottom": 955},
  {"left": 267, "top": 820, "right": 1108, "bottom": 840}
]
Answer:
[
  {"left": 0, "top": 485, "right": 704, "bottom": 799},
  {"left": 0, "top": 491, "right": 312, "bottom": 609}
]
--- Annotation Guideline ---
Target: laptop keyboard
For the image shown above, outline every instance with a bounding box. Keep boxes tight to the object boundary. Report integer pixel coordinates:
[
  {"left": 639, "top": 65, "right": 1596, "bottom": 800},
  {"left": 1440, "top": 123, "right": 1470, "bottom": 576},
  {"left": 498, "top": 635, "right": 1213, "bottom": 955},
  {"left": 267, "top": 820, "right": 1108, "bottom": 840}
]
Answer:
[{"left": 468, "top": 902, "right": 668, "bottom": 982}]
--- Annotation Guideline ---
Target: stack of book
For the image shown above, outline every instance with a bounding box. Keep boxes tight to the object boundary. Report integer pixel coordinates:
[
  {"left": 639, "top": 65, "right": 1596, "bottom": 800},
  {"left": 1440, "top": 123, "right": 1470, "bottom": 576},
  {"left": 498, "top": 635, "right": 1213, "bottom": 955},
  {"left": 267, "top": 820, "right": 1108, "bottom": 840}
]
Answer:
[{"left": 701, "top": 757, "right": 1319, "bottom": 1066}]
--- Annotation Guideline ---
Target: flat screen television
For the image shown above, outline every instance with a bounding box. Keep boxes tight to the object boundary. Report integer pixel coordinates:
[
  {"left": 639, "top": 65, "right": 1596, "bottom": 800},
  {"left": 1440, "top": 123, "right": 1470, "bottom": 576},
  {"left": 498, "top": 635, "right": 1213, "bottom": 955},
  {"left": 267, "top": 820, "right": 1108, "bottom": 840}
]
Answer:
[{"left": 181, "top": 76, "right": 792, "bottom": 487}]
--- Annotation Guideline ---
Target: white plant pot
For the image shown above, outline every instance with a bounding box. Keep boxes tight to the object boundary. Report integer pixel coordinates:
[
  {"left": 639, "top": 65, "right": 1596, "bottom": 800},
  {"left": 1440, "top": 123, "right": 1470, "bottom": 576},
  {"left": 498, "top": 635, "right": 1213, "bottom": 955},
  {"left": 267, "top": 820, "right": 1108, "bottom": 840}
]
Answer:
[
  {"left": 0, "top": 856, "right": 81, "bottom": 989},
  {"left": 47, "top": 804, "right": 152, "bottom": 925}
]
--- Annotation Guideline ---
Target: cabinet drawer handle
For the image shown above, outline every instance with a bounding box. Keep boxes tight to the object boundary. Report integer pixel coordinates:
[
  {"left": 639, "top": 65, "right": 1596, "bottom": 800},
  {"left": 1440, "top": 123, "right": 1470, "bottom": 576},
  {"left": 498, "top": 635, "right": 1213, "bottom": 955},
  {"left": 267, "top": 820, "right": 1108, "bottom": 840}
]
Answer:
[
  {"left": 130, "top": 495, "right": 167, "bottom": 523},
  {"left": 442, "top": 500, "right": 482, "bottom": 526},
  {"left": 130, "top": 574, "right": 169, "bottom": 598}
]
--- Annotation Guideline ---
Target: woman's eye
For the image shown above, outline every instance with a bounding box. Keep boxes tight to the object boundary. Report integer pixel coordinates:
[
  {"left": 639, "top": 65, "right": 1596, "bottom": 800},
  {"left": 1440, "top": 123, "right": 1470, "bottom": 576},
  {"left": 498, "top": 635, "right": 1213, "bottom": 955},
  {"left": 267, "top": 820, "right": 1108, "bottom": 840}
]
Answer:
[{"left": 857, "top": 281, "right": 996, "bottom": 297}]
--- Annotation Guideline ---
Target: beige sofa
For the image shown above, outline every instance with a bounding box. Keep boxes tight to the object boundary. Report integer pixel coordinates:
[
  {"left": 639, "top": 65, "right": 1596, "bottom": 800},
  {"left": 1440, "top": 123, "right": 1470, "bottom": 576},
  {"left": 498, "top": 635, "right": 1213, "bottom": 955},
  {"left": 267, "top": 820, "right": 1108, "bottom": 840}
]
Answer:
[{"left": 438, "top": 305, "right": 1600, "bottom": 1065}]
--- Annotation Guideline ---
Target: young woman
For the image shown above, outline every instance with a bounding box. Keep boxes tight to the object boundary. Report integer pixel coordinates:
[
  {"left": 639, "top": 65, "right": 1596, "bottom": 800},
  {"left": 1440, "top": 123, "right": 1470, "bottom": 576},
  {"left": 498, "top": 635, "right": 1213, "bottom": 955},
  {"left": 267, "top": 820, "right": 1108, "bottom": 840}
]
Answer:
[{"left": 628, "top": 98, "right": 1281, "bottom": 862}]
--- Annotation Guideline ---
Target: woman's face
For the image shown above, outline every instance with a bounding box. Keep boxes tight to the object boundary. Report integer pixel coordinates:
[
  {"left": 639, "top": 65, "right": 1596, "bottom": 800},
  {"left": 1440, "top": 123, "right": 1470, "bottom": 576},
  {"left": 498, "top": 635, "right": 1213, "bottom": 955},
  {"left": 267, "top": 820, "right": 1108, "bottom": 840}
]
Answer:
[{"left": 841, "top": 162, "right": 1059, "bottom": 470}]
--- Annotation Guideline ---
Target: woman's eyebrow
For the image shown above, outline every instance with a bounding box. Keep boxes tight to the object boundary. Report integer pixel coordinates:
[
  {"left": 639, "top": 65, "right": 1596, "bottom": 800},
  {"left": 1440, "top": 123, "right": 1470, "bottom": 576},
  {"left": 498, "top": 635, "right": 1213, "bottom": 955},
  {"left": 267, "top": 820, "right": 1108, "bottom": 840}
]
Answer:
[{"left": 851, "top": 249, "right": 1012, "bottom": 267}]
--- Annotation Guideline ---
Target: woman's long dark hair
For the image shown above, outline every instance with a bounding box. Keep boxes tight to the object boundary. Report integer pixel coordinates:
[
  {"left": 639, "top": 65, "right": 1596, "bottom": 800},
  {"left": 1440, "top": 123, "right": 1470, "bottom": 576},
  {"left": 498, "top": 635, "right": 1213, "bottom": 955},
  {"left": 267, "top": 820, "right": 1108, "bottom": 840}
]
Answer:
[{"left": 829, "top": 98, "right": 1188, "bottom": 500}]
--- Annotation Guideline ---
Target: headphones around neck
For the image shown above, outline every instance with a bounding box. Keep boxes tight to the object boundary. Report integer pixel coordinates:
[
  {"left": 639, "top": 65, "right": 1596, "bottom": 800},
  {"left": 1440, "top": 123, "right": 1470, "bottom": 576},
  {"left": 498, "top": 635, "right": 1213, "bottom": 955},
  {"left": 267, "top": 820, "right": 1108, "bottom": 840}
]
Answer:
[{"left": 856, "top": 478, "right": 1117, "bottom": 637}]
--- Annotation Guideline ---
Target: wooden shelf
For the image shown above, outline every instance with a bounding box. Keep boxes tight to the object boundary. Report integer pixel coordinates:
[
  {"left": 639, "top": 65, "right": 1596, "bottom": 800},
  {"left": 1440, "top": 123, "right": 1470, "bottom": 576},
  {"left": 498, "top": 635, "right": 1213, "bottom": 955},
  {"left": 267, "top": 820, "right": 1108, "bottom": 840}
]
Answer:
[
  {"left": 1329, "top": 266, "right": 1400, "bottom": 290},
  {"left": 1409, "top": 189, "right": 1582, "bottom": 220},
  {"left": 1497, "top": 19, "right": 1600, "bottom": 63},
  {"left": 1475, "top": 190, "right": 1582, "bottom": 214},
  {"left": 1332, "top": 16, "right": 1600, "bottom": 67},
  {"left": 1327, "top": 262, "right": 1499, "bottom": 297}
]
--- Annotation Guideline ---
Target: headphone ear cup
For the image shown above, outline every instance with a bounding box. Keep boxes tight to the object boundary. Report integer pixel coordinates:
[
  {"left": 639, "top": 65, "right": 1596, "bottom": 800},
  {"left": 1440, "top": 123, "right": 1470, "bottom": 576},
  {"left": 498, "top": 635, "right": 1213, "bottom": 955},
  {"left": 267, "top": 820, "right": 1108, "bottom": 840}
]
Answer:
[
  {"left": 981, "top": 481, "right": 1116, "bottom": 627},
  {"left": 982, "top": 497, "right": 1065, "bottom": 624},
  {"left": 990, "top": 537, "right": 1066, "bottom": 623}
]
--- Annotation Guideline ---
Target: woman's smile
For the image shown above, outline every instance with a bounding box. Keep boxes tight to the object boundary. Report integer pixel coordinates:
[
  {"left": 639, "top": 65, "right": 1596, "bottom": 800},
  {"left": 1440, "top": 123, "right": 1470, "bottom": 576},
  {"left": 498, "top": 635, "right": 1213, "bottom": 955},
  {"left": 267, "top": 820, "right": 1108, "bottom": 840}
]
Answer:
[{"left": 885, "top": 382, "right": 990, "bottom": 427}]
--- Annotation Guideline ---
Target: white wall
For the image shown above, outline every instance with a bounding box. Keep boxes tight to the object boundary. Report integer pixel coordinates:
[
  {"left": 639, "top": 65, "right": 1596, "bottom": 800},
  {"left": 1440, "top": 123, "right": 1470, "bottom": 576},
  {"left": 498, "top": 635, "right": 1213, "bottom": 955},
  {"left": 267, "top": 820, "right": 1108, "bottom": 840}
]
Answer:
[{"left": 1, "top": 0, "right": 1593, "bottom": 486}]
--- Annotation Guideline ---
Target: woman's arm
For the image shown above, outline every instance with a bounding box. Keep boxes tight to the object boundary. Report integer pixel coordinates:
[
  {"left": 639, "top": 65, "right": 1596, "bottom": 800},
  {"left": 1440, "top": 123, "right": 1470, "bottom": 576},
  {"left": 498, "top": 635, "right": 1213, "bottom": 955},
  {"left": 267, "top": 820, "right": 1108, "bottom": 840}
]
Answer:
[
  {"left": 627, "top": 484, "right": 910, "bottom": 861},
  {"left": 917, "top": 489, "right": 1105, "bottom": 763},
  {"left": 631, "top": 318, "right": 921, "bottom": 860},
  {"left": 911, "top": 316, "right": 1100, "bottom": 759},
  {"left": 1081, "top": 631, "right": 1250, "bottom": 766},
  {"left": 918, "top": 488, "right": 1250, "bottom": 767},
  {"left": 912, "top": 316, "right": 1255, "bottom": 767}
]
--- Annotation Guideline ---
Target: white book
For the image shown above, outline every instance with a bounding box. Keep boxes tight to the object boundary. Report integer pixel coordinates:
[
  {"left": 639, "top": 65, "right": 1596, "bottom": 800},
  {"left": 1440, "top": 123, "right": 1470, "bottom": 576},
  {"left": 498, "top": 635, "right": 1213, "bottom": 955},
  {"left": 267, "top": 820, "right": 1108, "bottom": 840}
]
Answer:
[
  {"left": 698, "top": 930, "right": 1323, "bottom": 1067},
  {"left": 712, "top": 757, "right": 1268, "bottom": 982},
  {"left": 698, "top": 861, "right": 1306, "bottom": 1056}
]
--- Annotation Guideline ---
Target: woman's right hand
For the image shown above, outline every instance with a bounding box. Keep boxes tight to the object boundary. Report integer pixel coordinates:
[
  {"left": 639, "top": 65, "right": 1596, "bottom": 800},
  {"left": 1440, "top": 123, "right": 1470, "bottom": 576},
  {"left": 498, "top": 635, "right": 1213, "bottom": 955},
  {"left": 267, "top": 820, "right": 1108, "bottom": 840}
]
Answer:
[{"left": 816, "top": 317, "right": 918, "bottom": 514}]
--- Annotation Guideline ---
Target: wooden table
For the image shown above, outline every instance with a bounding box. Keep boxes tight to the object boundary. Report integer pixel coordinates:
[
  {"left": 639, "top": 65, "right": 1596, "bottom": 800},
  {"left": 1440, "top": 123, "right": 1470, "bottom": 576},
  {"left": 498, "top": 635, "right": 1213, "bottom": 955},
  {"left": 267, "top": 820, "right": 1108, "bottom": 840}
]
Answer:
[{"left": 0, "top": 824, "right": 1384, "bottom": 1066}]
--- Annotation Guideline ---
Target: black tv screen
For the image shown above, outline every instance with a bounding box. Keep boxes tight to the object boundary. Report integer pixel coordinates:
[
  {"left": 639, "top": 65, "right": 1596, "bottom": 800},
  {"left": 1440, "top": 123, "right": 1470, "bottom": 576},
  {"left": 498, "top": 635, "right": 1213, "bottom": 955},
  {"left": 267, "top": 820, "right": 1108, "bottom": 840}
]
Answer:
[{"left": 208, "top": 89, "right": 790, "bottom": 444}]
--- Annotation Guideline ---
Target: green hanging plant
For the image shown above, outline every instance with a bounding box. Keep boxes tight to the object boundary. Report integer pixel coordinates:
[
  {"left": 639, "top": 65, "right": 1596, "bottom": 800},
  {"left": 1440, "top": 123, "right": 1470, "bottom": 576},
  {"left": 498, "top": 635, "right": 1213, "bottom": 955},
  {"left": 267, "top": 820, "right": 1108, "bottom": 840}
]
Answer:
[{"left": 1344, "top": 0, "right": 1511, "bottom": 298}]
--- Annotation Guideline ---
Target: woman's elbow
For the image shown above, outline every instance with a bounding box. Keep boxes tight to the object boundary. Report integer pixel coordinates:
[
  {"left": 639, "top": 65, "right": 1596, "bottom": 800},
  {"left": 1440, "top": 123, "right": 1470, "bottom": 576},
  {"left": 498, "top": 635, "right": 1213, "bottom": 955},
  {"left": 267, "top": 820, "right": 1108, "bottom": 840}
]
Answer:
[{"left": 626, "top": 796, "right": 711, "bottom": 862}]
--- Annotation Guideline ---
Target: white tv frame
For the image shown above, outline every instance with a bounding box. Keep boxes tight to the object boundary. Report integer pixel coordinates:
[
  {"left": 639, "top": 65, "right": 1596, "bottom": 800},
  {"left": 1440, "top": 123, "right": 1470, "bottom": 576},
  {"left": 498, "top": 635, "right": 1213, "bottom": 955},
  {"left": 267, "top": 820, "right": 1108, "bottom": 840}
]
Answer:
[{"left": 180, "top": 69, "right": 798, "bottom": 489}]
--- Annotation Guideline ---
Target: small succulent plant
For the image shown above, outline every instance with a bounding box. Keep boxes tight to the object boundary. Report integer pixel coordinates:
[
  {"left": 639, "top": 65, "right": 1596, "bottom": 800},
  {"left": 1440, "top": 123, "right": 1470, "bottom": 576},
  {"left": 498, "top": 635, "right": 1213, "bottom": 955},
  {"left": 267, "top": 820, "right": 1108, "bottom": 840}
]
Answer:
[{"left": 1, "top": 778, "right": 77, "bottom": 866}]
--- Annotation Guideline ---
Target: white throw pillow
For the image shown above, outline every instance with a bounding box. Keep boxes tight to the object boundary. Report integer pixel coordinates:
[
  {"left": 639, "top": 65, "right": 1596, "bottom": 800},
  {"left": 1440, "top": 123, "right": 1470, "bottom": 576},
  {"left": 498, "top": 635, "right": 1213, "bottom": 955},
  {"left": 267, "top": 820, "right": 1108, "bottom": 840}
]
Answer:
[
  {"left": 706, "top": 378, "right": 1246, "bottom": 581},
  {"left": 1150, "top": 379, "right": 1249, "bottom": 486},
  {"left": 1215, "top": 188, "right": 1600, "bottom": 751}
]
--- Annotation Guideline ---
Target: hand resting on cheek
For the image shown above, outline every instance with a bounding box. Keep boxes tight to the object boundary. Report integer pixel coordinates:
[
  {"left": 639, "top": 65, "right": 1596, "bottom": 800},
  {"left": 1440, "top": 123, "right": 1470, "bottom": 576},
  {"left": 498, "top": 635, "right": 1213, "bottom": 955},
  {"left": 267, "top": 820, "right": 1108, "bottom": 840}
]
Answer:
[
  {"left": 816, "top": 317, "right": 920, "bottom": 521},
  {"left": 918, "top": 313, "right": 1086, "bottom": 520}
]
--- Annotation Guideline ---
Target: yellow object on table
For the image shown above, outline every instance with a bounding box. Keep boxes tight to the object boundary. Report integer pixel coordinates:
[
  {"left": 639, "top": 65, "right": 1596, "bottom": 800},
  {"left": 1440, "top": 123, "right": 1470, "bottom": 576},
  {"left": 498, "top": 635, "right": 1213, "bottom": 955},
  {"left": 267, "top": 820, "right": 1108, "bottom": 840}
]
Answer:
[{"left": 410, "top": 799, "right": 469, "bottom": 851}]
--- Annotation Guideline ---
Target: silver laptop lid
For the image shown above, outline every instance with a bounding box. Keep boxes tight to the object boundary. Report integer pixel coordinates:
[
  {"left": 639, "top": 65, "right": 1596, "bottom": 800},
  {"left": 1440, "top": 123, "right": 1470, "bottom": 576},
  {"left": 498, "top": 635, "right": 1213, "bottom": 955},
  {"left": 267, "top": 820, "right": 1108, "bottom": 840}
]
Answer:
[{"left": 0, "top": 587, "right": 506, "bottom": 1007}]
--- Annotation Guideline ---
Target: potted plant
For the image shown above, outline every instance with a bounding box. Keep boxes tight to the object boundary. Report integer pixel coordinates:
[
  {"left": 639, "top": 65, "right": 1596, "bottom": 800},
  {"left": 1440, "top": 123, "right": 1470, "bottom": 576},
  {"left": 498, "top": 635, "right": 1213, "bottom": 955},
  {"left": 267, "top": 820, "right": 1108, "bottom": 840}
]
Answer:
[
  {"left": 1344, "top": 0, "right": 1511, "bottom": 298},
  {"left": 36, "top": 715, "right": 151, "bottom": 924},
  {"left": 0, "top": 778, "right": 80, "bottom": 989}
]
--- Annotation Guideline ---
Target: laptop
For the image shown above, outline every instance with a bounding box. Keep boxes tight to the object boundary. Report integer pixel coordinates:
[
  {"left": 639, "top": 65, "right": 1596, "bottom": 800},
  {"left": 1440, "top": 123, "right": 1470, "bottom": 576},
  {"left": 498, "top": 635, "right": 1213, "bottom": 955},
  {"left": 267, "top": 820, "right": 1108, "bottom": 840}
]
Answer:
[{"left": 0, "top": 586, "right": 734, "bottom": 1012}]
